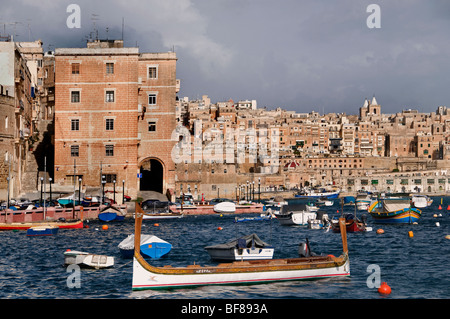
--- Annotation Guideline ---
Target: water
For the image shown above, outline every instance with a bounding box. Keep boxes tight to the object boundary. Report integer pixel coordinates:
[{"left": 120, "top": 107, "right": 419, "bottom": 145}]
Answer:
[{"left": 1, "top": 198, "right": 449, "bottom": 300}]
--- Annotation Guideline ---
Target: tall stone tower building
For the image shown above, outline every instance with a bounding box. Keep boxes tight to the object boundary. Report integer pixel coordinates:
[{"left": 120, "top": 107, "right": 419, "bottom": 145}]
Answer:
[{"left": 54, "top": 40, "right": 178, "bottom": 201}]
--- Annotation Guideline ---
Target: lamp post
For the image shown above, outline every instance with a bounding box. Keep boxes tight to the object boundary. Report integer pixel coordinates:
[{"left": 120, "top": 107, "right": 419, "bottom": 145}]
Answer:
[
  {"left": 113, "top": 180, "right": 116, "bottom": 204},
  {"left": 49, "top": 178, "right": 52, "bottom": 202},
  {"left": 101, "top": 176, "right": 106, "bottom": 205},
  {"left": 122, "top": 179, "right": 125, "bottom": 204},
  {"left": 252, "top": 181, "right": 255, "bottom": 202},
  {"left": 258, "top": 177, "right": 261, "bottom": 202},
  {"left": 246, "top": 181, "right": 249, "bottom": 201},
  {"left": 78, "top": 177, "right": 82, "bottom": 206},
  {"left": 40, "top": 177, "right": 44, "bottom": 207}
]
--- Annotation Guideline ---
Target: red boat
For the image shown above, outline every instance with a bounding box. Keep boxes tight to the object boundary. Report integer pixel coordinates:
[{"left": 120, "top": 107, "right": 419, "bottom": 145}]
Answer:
[
  {"left": 331, "top": 213, "right": 368, "bottom": 233},
  {"left": 0, "top": 219, "right": 84, "bottom": 231}
]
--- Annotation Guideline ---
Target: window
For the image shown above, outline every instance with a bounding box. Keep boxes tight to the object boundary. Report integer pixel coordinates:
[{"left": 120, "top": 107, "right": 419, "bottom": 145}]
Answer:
[
  {"left": 106, "top": 119, "right": 114, "bottom": 131},
  {"left": 72, "top": 63, "right": 80, "bottom": 74},
  {"left": 148, "top": 66, "right": 157, "bottom": 79},
  {"left": 148, "top": 121, "right": 156, "bottom": 132},
  {"left": 71, "top": 91, "right": 80, "bottom": 103},
  {"left": 105, "top": 145, "right": 114, "bottom": 157},
  {"left": 71, "top": 119, "right": 80, "bottom": 131},
  {"left": 71, "top": 145, "right": 79, "bottom": 157},
  {"left": 103, "top": 174, "right": 117, "bottom": 183},
  {"left": 5, "top": 116, "right": 8, "bottom": 129},
  {"left": 148, "top": 94, "right": 156, "bottom": 105},
  {"left": 106, "top": 90, "right": 115, "bottom": 102},
  {"left": 106, "top": 63, "right": 114, "bottom": 74}
]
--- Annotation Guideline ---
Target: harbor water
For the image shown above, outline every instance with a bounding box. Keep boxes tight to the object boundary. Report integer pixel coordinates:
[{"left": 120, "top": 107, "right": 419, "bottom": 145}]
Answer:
[{"left": 1, "top": 197, "right": 449, "bottom": 299}]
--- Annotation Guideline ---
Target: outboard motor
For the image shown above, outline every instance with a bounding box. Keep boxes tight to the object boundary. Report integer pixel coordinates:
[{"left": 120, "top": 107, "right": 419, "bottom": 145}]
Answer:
[{"left": 298, "top": 242, "right": 310, "bottom": 257}]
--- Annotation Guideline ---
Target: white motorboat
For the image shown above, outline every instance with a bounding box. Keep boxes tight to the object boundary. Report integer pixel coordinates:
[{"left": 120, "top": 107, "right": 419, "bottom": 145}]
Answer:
[
  {"left": 205, "top": 233, "right": 274, "bottom": 261},
  {"left": 64, "top": 250, "right": 114, "bottom": 269},
  {"left": 213, "top": 201, "right": 236, "bottom": 214},
  {"left": 411, "top": 195, "right": 429, "bottom": 209},
  {"left": 276, "top": 204, "right": 317, "bottom": 226}
]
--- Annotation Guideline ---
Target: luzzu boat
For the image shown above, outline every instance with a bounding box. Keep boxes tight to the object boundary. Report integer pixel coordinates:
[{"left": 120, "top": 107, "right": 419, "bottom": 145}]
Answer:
[
  {"left": 132, "top": 204, "right": 350, "bottom": 291},
  {"left": 368, "top": 199, "right": 421, "bottom": 224}
]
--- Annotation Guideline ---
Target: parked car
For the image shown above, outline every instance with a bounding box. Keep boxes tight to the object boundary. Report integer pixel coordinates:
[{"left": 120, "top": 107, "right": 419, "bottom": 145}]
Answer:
[{"left": 141, "top": 199, "right": 170, "bottom": 210}]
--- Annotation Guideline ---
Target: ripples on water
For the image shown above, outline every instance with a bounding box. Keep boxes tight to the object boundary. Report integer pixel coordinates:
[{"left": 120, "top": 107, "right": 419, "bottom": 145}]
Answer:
[{"left": 0, "top": 199, "right": 449, "bottom": 299}]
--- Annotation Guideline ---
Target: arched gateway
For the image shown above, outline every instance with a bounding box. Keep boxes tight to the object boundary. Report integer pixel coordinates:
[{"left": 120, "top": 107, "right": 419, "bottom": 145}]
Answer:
[{"left": 139, "top": 158, "right": 164, "bottom": 193}]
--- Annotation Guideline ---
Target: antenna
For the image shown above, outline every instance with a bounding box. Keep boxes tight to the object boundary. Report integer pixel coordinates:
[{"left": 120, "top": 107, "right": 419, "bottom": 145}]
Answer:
[{"left": 122, "top": 17, "right": 124, "bottom": 40}]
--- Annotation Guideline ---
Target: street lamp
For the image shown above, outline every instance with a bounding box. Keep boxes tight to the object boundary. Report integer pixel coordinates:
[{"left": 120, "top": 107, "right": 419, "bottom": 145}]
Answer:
[
  {"left": 40, "top": 177, "right": 44, "bottom": 207},
  {"left": 49, "top": 178, "right": 52, "bottom": 202},
  {"left": 246, "top": 181, "right": 249, "bottom": 201},
  {"left": 101, "top": 176, "right": 106, "bottom": 205},
  {"left": 122, "top": 179, "right": 125, "bottom": 204},
  {"left": 258, "top": 177, "right": 261, "bottom": 202},
  {"left": 252, "top": 181, "right": 255, "bottom": 201},
  {"left": 113, "top": 180, "right": 116, "bottom": 203},
  {"left": 78, "top": 177, "right": 82, "bottom": 206}
]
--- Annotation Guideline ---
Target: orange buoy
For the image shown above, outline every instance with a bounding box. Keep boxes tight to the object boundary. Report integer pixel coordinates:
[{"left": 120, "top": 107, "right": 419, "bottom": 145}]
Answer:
[
  {"left": 153, "top": 223, "right": 160, "bottom": 227},
  {"left": 217, "top": 227, "right": 223, "bottom": 230},
  {"left": 445, "top": 235, "right": 450, "bottom": 240},
  {"left": 378, "top": 282, "right": 391, "bottom": 295},
  {"left": 84, "top": 225, "right": 89, "bottom": 228},
  {"left": 408, "top": 231, "right": 414, "bottom": 238},
  {"left": 438, "top": 205, "right": 442, "bottom": 210},
  {"left": 447, "top": 205, "right": 450, "bottom": 210},
  {"left": 102, "top": 225, "right": 108, "bottom": 230},
  {"left": 376, "top": 228, "right": 384, "bottom": 234}
]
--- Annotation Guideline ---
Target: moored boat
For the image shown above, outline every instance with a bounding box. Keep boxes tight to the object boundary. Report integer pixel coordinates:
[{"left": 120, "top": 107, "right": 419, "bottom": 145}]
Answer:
[
  {"left": 204, "top": 233, "right": 274, "bottom": 261},
  {"left": 213, "top": 201, "right": 236, "bottom": 214},
  {"left": 276, "top": 204, "right": 317, "bottom": 226},
  {"left": 330, "top": 213, "right": 369, "bottom": 233},
  {"left": 26, "top": 225, "right": 59, "bottom": 236},
  {"left": 411, "top": 195, "right": 429, "bottom": 209},
  {"left": 118, "top": 234, "right": 172, "bottom": 259},
  {"left": 368, "top": 199, "right": 421, "bottom": 224},
  {"left": 64, "top": 250, "right": 114, "bottom": 269},
  {"left": 0, "top": 219, "right": 84, "bottom": 231},
  {"left": 295, "top": 188, "right": 339, "bottom": 199},
  {"left": 132, "top": 204, "right": 350, "bottom": 291}
]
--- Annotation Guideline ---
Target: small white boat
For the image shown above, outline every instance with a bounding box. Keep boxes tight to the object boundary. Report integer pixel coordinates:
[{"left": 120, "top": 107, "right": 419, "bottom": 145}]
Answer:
[
  {"left": 277, "top": 204, "right": 317, "bottom": 226},
  {"left": 316, "top": 198, "right": 333, "bottom": 207},
  {"left": 213, "top": 201, "right": 236, "bottom": 214},
  {"left": 205, "top": 233, "right": 274, "bottom": 261},
  {"left": 411, "top": 195, "right": 429, "bottom": 209},
  {"left": 356, "top": 193, "right": 371, "bottom": 211},
  {"left": 64, "top": 250, "right": 114, "bottom": 269},
  {"left": 306, "top": 203, "right": 319, "bottom": 212},
  {"left": 307, "top": 212, "right": 330, "bottom": 229}
]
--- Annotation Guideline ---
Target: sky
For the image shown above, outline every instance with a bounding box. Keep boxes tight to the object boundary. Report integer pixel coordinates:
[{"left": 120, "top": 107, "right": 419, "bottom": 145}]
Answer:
[{"left": 2, "top": 0, "right": 450, "bottom": 115}]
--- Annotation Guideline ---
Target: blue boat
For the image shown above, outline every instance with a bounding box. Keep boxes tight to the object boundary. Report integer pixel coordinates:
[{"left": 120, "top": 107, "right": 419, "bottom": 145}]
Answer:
[
  {"left": 368, "top": 199, "right": 421, "bottom": 224},
  {"left": 118, "top": 234, "right": 172, "bottom": 259},
  {"left": 26, "top": 225, "right": 59, "bottom": 236},
  {"left": 98, "top": 206, "right": 125, "bottom": 222}
]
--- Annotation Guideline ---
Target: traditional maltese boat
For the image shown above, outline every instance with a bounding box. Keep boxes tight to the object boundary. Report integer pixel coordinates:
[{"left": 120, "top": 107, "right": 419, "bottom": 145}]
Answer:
[
  {"left": 368, "top": 199, "right": 421, "bottom": 224},
  {"left": 132, "top": 204, "right": 350, "bottom": 291}
]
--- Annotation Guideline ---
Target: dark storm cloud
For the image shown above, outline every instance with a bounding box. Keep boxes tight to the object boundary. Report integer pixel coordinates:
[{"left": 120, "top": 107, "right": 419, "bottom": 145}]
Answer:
[{"left": 2, "top": 0, "right": 449, "bottom": 114}]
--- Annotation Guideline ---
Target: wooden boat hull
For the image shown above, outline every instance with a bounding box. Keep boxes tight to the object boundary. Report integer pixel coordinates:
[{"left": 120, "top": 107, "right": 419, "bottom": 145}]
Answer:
[
  {"left": 132, "top": 205, "right": 350, "bottom": 291},
  {"left": 98, "top": 212, "right": 117, "bottom": 222},
  {"left": 26, "top": 225, "right": 59, "bottom": 236},
  {"left": 0, "top": 219, "right": 84, "bottom": 230},
  {"left": 369, "top": 209, "right": 421, "bottom": 224},
  {"left": 132, "top": 255, "right": 349, "bottom": 290},
  {"left": 368, "top": 200, "right": 421, "bottom": 224}
]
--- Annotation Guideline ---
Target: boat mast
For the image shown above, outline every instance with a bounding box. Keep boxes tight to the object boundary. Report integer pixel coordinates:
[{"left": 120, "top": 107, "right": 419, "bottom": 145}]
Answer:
[{"left": 43, "top": 156, "right": 46, "bottom": 219}]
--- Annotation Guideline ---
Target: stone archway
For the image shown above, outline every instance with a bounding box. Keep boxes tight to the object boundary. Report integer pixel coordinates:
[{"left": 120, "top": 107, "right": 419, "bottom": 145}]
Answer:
[{"left": 139, "top": 158, "right": 164, "bottom": 193}]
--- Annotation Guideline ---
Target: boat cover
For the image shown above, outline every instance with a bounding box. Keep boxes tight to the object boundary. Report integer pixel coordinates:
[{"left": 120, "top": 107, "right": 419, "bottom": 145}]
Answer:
[
  {"left": 280, "top": 204, "right": 307, "bottom": 214},
  {"left": 205, "top": 233, "right": 271, "bottom": 250},
  {"left": 118, "top": 234, "right": 162, "bottom": 250},
  {"left": 382, "top": 199, "right": 410, "bottom": 212}
]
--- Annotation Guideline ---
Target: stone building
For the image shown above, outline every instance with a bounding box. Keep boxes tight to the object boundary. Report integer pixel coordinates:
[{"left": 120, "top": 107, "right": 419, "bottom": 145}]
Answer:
[{"left": 54, "top": 39, "right": 178, "bottom": 201}]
